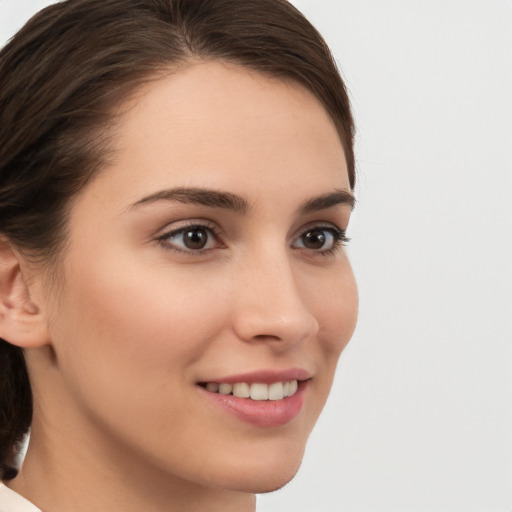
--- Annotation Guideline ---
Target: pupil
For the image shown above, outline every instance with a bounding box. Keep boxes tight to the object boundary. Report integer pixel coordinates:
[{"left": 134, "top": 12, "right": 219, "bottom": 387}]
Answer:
[
  {"left": 303, "top": 230, "right": 325, "bottom": 249},
  {"left": 184, "top": 228, "right": 208, "bottom": 249}
]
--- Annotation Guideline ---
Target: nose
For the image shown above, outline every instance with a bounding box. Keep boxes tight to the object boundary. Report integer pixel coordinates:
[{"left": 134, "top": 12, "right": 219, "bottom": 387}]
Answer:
[{"left": 230, "top": 249, "right": 319, "bottom": 349}]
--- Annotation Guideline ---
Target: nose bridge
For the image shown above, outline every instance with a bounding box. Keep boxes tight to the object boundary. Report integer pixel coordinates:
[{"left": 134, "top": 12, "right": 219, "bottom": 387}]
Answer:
[{"left": 231, "top": 244, "right": 319, "bottom": 345}]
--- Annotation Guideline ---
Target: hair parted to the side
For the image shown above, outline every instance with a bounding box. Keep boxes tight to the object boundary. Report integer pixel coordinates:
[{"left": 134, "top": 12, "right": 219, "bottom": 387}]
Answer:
[{"left": 0, "top": 0, "right": 355, "bottom": 480}]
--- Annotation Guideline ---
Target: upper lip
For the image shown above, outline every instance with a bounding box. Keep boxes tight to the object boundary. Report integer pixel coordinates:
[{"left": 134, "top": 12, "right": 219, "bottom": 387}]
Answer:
[{"left": 198, "top": 368, "right": 312, "bottom": 385}]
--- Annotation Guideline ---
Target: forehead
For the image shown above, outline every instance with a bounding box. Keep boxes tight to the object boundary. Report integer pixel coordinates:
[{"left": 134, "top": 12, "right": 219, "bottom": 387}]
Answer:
[{"left": 85, "top": 61, "right": 350, "bottom": 208}]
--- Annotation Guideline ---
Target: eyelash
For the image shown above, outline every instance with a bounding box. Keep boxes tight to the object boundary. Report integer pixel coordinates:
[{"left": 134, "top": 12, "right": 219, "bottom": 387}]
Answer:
[
  {"left": 298, "top": 226, "right": 350, "bottom": 257},
  {"left": 156, "top": 222, "right": 349, "bottom": 256},
  {"left": 157, "top": 222, "right": 223, "bottom": 256}
]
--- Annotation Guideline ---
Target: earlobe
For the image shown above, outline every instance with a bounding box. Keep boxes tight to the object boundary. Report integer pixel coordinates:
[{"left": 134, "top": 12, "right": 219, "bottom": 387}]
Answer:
[{"left": 0, "top": 239, "right": 50, "bottom": 348}]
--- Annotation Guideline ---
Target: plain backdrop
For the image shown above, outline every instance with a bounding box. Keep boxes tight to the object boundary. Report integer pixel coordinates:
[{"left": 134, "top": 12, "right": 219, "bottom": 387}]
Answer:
[{"left": 1, "top": 1, "right": 511, "bottom": 511}]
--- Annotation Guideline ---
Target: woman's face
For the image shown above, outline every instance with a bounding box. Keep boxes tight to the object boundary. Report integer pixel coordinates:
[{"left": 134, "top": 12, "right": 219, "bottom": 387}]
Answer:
[{"left": 37, "top": 61, "right": 357, "bottom": 493}]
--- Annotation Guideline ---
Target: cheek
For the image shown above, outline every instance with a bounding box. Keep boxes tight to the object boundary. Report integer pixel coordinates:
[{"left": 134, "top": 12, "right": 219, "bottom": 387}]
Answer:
[
  {"left": 52, "top": 252, "right": 228, "bottom": 398},
  {"left": 309, "top": 262, "right": 358, "bottom": 359},
  {"left": 299, "top": 260, "right": 358, "bottom": 416}
]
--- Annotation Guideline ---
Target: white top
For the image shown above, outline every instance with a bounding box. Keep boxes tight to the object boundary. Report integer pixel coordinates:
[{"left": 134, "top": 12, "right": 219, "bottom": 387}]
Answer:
[{"left": 0, "top": 484, "right": 41, "bottom": 512}]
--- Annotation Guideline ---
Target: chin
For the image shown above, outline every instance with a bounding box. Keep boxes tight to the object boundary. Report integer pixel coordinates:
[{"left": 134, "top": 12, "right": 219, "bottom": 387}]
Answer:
[
  {"left": 225, "top": 468, "right": 301, "bottom": 495},
  {"left": 213, "top": 446, "right": 305, "bottom": 494},
  {"left": 246, "top": 467, "right": 301, "bottom": 494}
]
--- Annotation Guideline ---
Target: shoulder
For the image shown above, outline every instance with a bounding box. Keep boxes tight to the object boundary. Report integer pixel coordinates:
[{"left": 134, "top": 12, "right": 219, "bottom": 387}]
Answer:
[{"left": 0, "top": 484, "right": 41, "bottom": 512}]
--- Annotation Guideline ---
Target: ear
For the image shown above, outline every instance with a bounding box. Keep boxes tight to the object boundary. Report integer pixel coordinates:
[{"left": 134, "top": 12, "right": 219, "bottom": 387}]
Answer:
[{"left": 0, "top": 238, "right": 50, "bottom": 348}]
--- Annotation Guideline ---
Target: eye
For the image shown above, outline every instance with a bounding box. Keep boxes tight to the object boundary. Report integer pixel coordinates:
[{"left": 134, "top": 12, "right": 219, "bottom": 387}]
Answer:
[
  {"left": 158, "top": 224, "right": 220, "bottom": 253},
  {"left": 292, "top": 226, "right": 348, "bottom": 253}
]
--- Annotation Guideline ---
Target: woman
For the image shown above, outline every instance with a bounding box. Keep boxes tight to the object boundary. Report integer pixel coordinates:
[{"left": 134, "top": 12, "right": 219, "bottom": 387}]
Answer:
[{"left": 0, "top": 0, "right": 357, "bottom": 510}]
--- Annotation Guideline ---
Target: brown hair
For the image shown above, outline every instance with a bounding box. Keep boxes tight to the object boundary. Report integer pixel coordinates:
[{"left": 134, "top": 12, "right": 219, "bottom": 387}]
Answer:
[{"left": 0, "top": 0, "right": 354, "bottom": 479}]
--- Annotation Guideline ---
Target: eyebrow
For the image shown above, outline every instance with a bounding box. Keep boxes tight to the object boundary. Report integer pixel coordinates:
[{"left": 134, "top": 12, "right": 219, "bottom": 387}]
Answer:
[
  {"left": 130, "top": 187, "right": 250, "bottom": 214},
  {"left": 129, "top": 186, "right": 355, "bottom": 214},
  {"left": 298, "top": 189, "right": 356, "bottom": 214}
]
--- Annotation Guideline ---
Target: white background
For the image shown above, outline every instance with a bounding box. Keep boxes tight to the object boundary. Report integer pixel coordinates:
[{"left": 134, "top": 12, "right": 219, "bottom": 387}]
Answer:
[{"left": 1, "top": 1, "right": 511, "bottom": 511}]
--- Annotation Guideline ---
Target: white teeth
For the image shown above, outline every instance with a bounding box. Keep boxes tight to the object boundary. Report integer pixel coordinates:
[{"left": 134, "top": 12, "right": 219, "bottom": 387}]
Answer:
[
  {"left": 268, "top": 382, "right": 284, "bottom": 401},
  {"left": 250, "top": 383, "right": 269, "bottom": 400},
  {"left": 219, "top": 383, "right": 233, "bottom": 395},
  {"left": 233, "top": 382, "right": 250, "bottom": 398},
  {"left": 205, "top": 380, "right": 299, "bottom": 401}
]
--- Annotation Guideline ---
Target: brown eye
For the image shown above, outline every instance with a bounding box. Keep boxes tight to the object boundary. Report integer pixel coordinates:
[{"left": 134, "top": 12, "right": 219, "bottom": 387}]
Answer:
[
  {"left": 183, "top": 228, "right": 208, "bottom": 249},
  {"left": 160, "top": 224, "right": 218, "bottom": 252},
  {"left": 292, "top": 226, "right": 346, "bottom": 253},
  {"left": 301, "top": 229, "right": 326, "bottom": 250}
]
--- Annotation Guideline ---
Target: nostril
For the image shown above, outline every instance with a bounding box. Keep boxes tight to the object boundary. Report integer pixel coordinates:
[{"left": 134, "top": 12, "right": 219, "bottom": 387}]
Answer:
[{"left": 252, "top": 334, "right": 281, "bottom": 341}]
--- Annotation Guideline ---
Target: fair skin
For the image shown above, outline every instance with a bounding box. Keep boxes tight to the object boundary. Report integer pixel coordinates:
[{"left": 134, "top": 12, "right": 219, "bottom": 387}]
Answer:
[{"left": 1, "top": 61, "right": 357, "bottom": 512}]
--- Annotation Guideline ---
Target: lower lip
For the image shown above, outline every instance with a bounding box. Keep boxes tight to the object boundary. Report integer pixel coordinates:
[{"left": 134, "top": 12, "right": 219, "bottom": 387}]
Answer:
[{"left": 198, "top": 381, "right": 308, "bottom": 428}]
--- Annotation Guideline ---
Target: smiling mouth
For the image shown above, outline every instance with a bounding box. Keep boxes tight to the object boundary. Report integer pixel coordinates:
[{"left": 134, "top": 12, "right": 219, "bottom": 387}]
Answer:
[{"left": 199, "top": 380, "right": 299, "bottom": 401}]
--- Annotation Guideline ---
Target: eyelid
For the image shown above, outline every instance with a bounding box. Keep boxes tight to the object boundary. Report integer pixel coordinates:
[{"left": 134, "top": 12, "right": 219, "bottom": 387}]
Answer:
[
  {"left": 293, "top": 220, "right": 347, "bottom": 239},
  {"left": 291, "top": 222, "right": 350, "bottom": 254},
  {"left": 155, "top": 218, "right": 218, "bottom": 237},
  {"left": 156, "top": 220, "right": 224, "bottom": 254}
]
